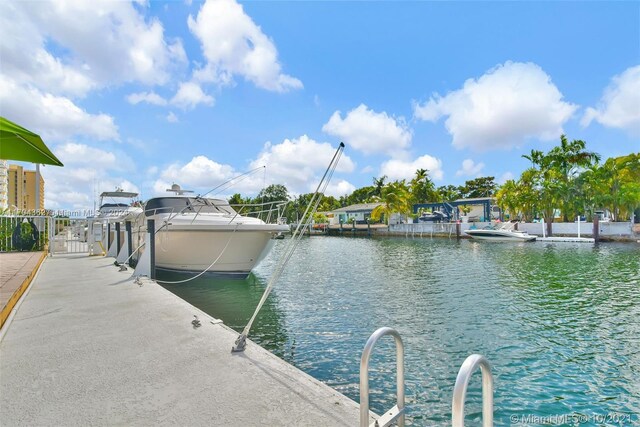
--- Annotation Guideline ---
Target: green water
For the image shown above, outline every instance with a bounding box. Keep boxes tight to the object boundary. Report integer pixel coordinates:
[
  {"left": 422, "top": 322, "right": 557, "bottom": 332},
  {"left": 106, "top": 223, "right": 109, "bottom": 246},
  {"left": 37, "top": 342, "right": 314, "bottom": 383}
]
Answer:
[{"left": 160, "top": 237, "right": 640, "bottom": 425}]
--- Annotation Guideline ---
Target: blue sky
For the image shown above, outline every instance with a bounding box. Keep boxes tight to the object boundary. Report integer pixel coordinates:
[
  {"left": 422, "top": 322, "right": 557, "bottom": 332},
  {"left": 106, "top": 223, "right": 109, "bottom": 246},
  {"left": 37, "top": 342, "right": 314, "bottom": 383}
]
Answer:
[{"left": 1, "top": 0, "right": 638, "bottom": 211}]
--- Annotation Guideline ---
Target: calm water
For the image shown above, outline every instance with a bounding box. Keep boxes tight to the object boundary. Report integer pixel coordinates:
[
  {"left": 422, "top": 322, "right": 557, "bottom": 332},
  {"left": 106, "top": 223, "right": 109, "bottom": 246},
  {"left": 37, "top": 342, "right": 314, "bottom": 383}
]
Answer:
[{"left": 160, "top": 237, "right": 640, "bottom": 426}]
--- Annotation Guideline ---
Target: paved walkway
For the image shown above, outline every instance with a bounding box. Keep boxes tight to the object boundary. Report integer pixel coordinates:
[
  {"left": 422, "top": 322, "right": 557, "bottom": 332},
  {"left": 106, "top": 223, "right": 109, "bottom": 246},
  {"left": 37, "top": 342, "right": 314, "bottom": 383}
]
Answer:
[
  {"left": 0, "top": 254, "right": 366, "bottom": 426},
  {"left": 0, "top": 251, "right": 45, "bottom": 328}
]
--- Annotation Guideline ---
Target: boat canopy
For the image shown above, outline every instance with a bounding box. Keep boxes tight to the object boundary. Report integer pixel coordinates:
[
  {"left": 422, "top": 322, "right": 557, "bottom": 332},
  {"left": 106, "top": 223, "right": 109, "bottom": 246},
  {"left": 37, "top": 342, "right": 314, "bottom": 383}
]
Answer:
[
  {"left": 144, "top": 196, "right": 237, "bottom": 216},
  {"left": 99, "top": 191, "right": 139, "bottom": 198}
]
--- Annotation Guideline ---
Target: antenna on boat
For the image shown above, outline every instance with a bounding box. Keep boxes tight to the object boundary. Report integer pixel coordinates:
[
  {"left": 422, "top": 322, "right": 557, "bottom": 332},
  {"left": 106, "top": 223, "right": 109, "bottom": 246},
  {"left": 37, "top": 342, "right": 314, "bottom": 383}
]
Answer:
[
  {"left": 232, "top": 142, "right": 345, "bottom": 353},
  {"left": 199, "top": 166, "right": 266, "bottom": 198},
  {"left": 166, "top": 183, "right": 194, "bottom": 195}
]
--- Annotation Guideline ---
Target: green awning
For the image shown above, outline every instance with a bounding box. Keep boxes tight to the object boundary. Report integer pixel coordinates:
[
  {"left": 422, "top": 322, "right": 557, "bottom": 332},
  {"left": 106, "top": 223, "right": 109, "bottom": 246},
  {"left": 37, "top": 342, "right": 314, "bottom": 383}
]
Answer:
[{"left": 0, "top": 116, "right": 64, "bottom": 166}]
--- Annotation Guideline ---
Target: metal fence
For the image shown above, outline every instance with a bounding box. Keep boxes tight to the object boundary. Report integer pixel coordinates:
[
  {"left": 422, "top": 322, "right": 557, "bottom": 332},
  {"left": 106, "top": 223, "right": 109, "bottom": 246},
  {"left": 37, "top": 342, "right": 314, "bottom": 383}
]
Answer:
[
  {"left": 50, "top": 218, "right": 90, "bottom": 254},
  {"left": 0, "top": 216, "right": 91, "bottom": 254},
  {"left": 0, "top": 215, "right": 50, "bottom": 252}
]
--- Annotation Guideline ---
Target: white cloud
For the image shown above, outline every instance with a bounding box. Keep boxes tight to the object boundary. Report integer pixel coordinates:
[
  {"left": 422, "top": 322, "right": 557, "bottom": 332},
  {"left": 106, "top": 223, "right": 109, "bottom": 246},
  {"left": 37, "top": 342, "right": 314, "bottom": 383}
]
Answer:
[
  {"left": 0, "top": 77, "right": 118, "bottom": 141},
  {"left": 581, "top": 65, "right": 640, "bottom": 135},
  {"left": 159, "top": 156, "right": 236, "bottom": 191},
  {"left": 188, "top": 0, "right": 302, "bottom": 92},
  {"left": 127, "top": 91, "right": 168, "bottom": 106},
  {"left": 360, "top": 165, "right": 374, "bottom": 174},
  {"left": 0, "top": 0, "right": 186, "bottom": 97},
  {"left": 55, "top": 143, "right": 134, "bottom": 172},
  {"left": 414, "top": 61, "right": 578, "bottom": 151},
  {"left": 456, "top": 159, "right": 485, "bottom": 177},
  {"left": 325, "top": 180, "right": 356, "bottom": 198},
  {"left": 41, "top": 143, "right": 138, "bottom": 210},
  {"left": 498, "top": 172, "right": 514, "bottom": 184},
  {"left": 166, "top": 112, "right": 179, "bottom": 123},
  {"left": 322, "top": 104, "right": 412, "bottom": 157},
  {"left": 171, "top": 82, "right": 215, "bottom": 109},
  {"left": 380, "top": 154, "right": 444, "bottom": 182},
  {"left": 249, "top": 135, "right": 356, "bottom": 194}
]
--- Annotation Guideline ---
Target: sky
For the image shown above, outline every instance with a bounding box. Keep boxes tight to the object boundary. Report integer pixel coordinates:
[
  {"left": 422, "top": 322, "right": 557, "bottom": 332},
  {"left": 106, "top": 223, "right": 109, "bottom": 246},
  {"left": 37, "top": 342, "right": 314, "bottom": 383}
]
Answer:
[{"left": 1, "top": 0, "right": 638, "bottom": 212}]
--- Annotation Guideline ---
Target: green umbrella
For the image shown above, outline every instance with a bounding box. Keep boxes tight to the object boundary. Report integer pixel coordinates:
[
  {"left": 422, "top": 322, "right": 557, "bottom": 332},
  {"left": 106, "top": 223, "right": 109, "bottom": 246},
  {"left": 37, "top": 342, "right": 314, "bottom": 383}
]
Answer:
[{"left": 0, "top": 116, "right": 63, "bottom": 166}]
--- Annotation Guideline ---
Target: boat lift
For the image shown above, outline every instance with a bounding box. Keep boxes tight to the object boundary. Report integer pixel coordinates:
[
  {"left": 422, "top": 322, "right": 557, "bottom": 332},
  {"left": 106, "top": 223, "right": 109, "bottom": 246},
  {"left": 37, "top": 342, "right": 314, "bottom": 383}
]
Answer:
[{"left": 413, "top": 199, "right": 495, "bottom": 222}]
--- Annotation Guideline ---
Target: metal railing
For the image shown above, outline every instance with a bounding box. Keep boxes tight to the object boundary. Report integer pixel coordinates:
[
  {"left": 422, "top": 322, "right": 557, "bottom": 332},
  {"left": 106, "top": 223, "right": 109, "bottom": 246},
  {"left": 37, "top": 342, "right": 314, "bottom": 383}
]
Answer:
[
  {"left": 0, "top": 215, "right": 50, "bottom": 252},
  {"left": 50, "top": 218, "right": 90, "bottom": 254},
  {"left": 360, "top": 327, "right": 405, "bottom": 427},
  {"left": 230, "top": 200, "right": 287, "bottom": 224},
  {"left": 452, "top": 354, "right": 494, "bottom": 427}
]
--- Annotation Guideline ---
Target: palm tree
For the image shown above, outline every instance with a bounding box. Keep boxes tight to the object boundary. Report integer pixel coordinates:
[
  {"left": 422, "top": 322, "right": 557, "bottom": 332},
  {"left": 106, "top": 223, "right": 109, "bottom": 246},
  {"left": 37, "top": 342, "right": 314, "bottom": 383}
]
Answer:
[
  {"left": 410, "top": 168, "right": 436, "bottom": 204},
  {"left": 370, "top": 175, "right": 387, "bottom": 199},
  {"left": 370, "top": 180, "right": 411, "bottom": 225},
  {"left": 583, "top": 154, "right": 640, "bottom": 221},
  {"left": 523, "top": 135, "right": 601, "bottom": 226},
  {"left": 496, "top": 180, "right": 519, "bottom": 220}
]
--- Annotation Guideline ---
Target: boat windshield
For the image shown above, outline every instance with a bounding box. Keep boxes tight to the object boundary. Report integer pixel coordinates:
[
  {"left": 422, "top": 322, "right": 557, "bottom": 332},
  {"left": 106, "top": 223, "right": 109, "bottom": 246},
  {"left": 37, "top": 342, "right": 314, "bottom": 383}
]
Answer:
[
  {"left": 144, "top": 197, "right": 237, "bottom": 217},
  {"left": 100, "top": 203, "right": 130, "bottom": 208}
]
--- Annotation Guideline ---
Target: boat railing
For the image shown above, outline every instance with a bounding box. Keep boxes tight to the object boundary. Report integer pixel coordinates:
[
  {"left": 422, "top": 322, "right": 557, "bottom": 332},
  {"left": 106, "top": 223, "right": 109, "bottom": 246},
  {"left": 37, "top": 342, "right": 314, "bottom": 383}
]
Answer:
[
  {"left": 497, "top": 222, "right": 515, "bottom": 231},
  {"left": 229, "top": 200, "right": 287, "bottom": 224}
]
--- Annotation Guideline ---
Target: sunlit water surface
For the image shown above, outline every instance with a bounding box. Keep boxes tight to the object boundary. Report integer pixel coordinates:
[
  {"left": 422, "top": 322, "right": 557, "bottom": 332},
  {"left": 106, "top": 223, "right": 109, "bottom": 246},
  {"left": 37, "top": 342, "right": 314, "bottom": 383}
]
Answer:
[{"left": 160, "top": 237, "right": 640, "bottom": 425}]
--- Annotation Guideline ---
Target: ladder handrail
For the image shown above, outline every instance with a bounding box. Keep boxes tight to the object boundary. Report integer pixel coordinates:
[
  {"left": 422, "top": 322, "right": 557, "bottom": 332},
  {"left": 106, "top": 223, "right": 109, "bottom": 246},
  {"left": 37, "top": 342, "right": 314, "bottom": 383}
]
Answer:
[
  {"left": 360, "top": 327, "right": 405, "bottom": 427},
  {"left": 451, "top": 354, "right": 494, "bottom": 427}
]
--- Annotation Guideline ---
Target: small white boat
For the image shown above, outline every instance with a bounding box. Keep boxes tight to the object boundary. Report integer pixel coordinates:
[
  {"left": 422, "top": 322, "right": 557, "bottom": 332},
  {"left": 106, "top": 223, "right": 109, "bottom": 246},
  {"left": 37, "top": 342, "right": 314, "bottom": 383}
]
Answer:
[
  {"left": 133, "top": 185, "right": 289, "bottom": 277},
  {"left": 465, "top": 223, "right": 536, "bottom": 242}
]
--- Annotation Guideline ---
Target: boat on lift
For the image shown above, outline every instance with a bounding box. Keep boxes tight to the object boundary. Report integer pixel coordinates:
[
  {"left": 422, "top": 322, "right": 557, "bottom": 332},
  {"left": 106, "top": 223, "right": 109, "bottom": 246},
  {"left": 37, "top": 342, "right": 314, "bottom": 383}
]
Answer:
[
  {"left": 464, "top": 222, "right": 536, "bottom": 242},
  {"left": 133, "top": 184, "right": 289, "bottom": 277}
]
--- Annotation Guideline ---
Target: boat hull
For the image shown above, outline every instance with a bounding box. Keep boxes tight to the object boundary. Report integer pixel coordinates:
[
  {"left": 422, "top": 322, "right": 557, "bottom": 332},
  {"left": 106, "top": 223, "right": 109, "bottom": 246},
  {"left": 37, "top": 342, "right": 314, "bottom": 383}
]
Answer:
[
  {"left": 464, "top": 229, "right": 536, "bottom": 241},
  {"left": 133, "top": 225, "right": 285, "bottom": 276}
]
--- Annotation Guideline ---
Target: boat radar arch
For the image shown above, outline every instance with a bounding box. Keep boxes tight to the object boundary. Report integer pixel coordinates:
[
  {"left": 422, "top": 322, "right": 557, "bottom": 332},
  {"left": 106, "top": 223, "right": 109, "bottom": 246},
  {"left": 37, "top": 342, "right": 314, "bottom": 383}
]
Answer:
[{"left": 166, "top": 183, "right": 194, "bottom": 196}]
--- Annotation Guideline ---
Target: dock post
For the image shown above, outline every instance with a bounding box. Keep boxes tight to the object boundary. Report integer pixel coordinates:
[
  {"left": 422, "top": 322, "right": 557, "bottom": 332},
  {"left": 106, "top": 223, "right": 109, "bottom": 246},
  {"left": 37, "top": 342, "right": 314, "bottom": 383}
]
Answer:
[
  {"left": 115, "top": 222, "right": 121, "bottom": 252},
  {"left": 514, "top": 222, "right": 518, "bottom": 231},
  {"left": 367, "top": 219, "right": 371, "bottom": 237},
  {"left": 148, "top": 219, "right": 156, "bottom": 280},
  {"left": 593, "top": 216, "right": 600, "bottom": 242},
  {"left": 126, "top": 221, "right": 132, "bottom": 260},
  {"left": 107, "top": 223, "right": 112, "bottom": 251},
  {"left": 456, "top": 221, "right": 461, "bottom": 239}
]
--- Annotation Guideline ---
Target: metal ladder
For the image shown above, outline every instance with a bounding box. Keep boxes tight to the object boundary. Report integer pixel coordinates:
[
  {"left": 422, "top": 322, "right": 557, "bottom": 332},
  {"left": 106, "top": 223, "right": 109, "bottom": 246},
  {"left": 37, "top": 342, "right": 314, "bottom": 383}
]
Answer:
[
  {"left": 360, "top": 329, "right": 494, "bottom": 427},
  {"left": 452, "top": 354, "right": 494, "bottom": 426},
  {"left": 360, "top": 327, "right": 405, "bottom": 427}
]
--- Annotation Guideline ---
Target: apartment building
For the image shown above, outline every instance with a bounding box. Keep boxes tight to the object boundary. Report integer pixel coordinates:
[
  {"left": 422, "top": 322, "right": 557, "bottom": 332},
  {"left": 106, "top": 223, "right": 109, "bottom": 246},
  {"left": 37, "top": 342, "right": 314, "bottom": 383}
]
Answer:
[
  {"left": 0, "top": 160, "right": 7, "bottom": 210},
  {"left": 7, "top": 164, "right": 45, "bottom": 211}
]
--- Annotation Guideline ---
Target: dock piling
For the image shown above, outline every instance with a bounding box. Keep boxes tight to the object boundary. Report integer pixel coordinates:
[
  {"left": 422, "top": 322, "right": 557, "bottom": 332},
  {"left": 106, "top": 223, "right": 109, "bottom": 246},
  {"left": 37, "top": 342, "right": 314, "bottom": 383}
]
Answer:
[
  {"left": 148, "top": 219, "right": 156, "bottom": 280},
  {"left": 126, "top": 221, "right": 132, "bottom": 260}
]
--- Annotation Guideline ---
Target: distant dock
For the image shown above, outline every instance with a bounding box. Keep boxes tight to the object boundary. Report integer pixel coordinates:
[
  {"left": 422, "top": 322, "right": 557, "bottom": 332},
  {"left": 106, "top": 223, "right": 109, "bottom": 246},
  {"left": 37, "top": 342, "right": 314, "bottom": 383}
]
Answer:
[{"left": 0, "top": 254, "right": 367, "bottom": 426}]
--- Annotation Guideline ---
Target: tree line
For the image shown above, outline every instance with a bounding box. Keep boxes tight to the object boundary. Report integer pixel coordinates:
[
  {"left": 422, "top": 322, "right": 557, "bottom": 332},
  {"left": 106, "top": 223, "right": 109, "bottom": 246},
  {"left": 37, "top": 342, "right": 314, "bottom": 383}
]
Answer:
[{"left": 229, "top": 135, "right": 639, "bottom": 223}]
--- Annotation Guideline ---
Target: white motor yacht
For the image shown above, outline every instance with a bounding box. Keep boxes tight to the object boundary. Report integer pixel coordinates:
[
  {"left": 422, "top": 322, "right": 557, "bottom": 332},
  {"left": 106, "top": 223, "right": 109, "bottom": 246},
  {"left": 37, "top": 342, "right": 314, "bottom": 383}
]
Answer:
[
  {"left": 133, "top": 185, "right": 289, "bottom": 277},
  {"left": 465, "top": 222, "right": 536, "bottom": 242},
  {"left": 96, "top": 189, "right": 143, "bottom": 222},
  {"left": 94, "top": 189, "right": 143, "bottom": 255}
]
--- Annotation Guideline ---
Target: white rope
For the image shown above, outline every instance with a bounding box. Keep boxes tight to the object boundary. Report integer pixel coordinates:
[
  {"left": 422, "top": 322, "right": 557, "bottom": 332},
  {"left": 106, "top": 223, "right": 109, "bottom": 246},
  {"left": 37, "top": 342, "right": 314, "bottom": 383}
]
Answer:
[
  {"left": 233, "top": 143, "right": 344, "bottom": 351},
  {"left": 155, "top": 224, "right": 239, "bottom": 284}
]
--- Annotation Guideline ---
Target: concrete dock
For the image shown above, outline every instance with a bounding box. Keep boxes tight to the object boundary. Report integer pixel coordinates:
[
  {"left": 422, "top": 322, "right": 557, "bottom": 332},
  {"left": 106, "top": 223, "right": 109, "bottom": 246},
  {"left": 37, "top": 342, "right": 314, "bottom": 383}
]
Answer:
[{"left": 0, "top": 254, "right": 365, "bottom": 426}]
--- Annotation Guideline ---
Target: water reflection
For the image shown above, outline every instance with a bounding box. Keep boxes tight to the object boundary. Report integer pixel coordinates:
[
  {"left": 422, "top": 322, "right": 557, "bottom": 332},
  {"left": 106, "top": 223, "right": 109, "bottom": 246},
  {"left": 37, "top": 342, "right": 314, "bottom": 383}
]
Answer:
[
  {"left": 157, "top": 270, "right": 290, "bottom": 359},
  {"left": 159, "top": 238, "right": 640, "bottom": 425}
]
